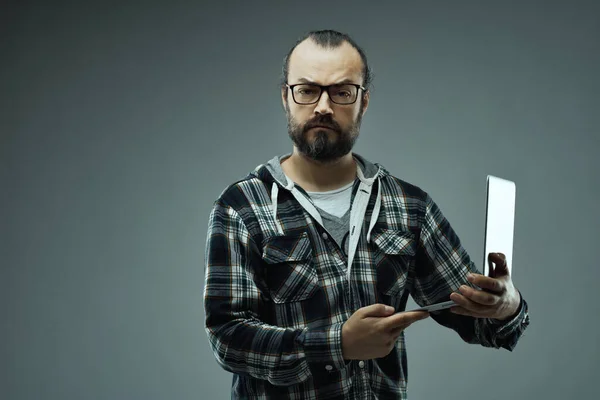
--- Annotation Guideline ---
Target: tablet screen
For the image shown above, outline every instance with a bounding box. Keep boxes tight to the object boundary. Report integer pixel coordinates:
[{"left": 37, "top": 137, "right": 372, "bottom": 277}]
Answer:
[{"left": 483, "top": 176, "right": 516, "bottom": 277}]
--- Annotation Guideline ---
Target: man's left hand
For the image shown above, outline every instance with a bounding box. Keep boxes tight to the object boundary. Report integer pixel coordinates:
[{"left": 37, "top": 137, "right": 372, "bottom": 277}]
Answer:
[{"left": 449, "top": 252, "right": 521, "bottom": 321}]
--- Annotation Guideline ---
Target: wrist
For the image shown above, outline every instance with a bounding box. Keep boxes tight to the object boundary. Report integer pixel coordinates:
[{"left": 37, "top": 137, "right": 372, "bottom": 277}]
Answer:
[{"left": 498, "top": 292, "right": 522, "bottom": 321}]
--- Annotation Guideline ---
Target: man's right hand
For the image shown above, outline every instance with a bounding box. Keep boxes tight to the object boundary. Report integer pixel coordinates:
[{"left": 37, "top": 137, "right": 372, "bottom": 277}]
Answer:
[{"left": 341, "top": 304, "right": 430, "bottom": 360}]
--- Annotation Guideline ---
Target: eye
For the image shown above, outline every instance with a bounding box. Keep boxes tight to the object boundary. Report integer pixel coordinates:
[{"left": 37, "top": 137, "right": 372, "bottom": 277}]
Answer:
[
  {"left": 335, "top": 90, "right": 351, "bottom": 98},
  {"left": 298, "top": 88, "right": 316, "bottom": 95}
]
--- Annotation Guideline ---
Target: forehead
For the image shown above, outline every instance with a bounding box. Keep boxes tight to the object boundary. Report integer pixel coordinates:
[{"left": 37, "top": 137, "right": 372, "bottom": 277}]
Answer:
[{"left": 287, "top": 39, "right": 364, "bottom": 85}]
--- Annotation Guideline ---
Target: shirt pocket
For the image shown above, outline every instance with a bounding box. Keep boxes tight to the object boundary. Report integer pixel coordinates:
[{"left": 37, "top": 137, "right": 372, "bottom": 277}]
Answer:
[
  {"left": 261, "top": 231, "right": 319, "bottom": 304},
  {"left": 371, "top": 228, "right": 416, "bottom": 298}
]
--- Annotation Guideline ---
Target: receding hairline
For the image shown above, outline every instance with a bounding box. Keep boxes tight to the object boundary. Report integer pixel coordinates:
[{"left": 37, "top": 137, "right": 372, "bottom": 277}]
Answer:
[
  {"left": 286, "top": 39, "right": 365, "bottom": 82},
  {"left": 289, "top": 37, "right": 362, "bottom": 63}
]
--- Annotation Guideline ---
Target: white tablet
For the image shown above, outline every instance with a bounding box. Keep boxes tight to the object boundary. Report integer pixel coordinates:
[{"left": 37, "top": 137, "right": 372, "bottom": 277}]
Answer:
[
  {"left": 405, "top": 174, "right": 517, "bottom": 313},
  {"left": 483, "top": 175, "right": 516, "bottom": 277},
  {"left": 410, "top": 300, "right": 456, "bottom": 313}
]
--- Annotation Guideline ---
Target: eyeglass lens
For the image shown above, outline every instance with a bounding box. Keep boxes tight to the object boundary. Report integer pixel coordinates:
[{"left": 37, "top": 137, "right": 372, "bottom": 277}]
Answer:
[{"left": 292, "top": 84, "right": 358, "bottom": 104}]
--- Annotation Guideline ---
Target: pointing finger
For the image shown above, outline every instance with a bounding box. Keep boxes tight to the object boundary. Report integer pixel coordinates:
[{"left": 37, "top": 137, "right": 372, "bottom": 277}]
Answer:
[
  {"left": 382, "top": 311, "right": 429, "bottom": 331},
  {"left": 458, "top": 284, "right": 501, "bottom": 306},
  {"left": 450, "top": 292, "right": 491, "bottom": 314},
  {"left": 467, "top": 273, "right": 506, "bottom": 293}
]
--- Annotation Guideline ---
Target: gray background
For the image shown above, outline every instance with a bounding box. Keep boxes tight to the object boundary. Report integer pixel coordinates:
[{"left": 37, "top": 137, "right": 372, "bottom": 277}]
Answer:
[{"left": 2, "top": 0, "right": 599, "bottom": 399}]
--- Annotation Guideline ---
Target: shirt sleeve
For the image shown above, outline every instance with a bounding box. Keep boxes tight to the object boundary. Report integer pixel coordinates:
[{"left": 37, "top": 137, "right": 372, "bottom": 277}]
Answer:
[
  {"left": 411, "top": 193, "right": 530, "bottom": 351},
  {"left": 203, "top": 200, "right": 346, "bottom": 386}
]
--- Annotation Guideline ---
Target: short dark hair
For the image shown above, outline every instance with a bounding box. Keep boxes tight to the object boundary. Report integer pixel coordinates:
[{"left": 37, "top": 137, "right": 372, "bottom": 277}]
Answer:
[{"left": 281, "top": 30, "right": 373, "bottom": 92}]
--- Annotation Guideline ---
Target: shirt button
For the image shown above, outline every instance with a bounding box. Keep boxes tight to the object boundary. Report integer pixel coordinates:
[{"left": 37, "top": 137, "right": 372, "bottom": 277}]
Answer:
[
  {"left": 325, "top": 364, "right": 333, "bottom": 371},
  {"left": 322, "top": 232, "right": 328, "bottom": 240},
  {"left": 358, "top": 360, "right": 365, "bottom": 368}
]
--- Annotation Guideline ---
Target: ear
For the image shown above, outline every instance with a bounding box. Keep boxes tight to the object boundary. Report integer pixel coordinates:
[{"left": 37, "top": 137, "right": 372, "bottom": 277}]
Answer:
[
  {"left": 360, "top": 90, "right": 370, "bottom": 115},
  {"left": 281, "top": 86, "right": 288, "bottom": 111}
]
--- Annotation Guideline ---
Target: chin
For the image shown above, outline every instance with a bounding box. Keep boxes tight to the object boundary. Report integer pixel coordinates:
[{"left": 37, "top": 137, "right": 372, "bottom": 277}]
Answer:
[
  {"left": 312, "top": 128, "right": 335, "bottom": 137},
  {"left": 306, "top": 128, "right": 338, "bottom": 139}
]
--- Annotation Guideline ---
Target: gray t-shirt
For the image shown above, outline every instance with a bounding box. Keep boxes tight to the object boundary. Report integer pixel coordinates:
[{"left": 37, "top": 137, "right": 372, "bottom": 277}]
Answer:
[
  {"left": 316, "top": 206, "right": 350, "bottom": 256},
  {"left": 305, "top": 181, "right": 355, "bottom": 256}
]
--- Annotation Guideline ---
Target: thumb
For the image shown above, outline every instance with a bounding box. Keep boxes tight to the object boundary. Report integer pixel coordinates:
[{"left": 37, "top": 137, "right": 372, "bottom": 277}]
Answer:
[
  {"left": 360, "top": 303, "right": 395, "bottom": 318},
  {"left": 489, "top": 252, "right": 510, "bottom": 278}
]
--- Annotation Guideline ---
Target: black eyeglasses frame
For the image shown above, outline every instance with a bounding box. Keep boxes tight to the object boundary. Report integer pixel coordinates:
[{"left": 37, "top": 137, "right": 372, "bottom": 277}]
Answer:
[{"left": 285, "top": 82, "right": 366, "bottom": 105}]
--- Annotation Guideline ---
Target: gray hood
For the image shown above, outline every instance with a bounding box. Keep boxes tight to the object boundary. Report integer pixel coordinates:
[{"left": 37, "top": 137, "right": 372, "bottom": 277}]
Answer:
[
  {"left": 264, "top": 152, "right": 381, "bottom": 189},
  {"left": 261, "top": 153, "right": 384, "bottom": 268}
]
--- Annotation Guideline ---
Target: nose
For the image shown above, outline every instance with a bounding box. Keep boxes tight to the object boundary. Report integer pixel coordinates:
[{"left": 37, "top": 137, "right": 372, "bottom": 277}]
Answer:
[{"left": 314, "top": 90, "right": 334, "bottom": 115}]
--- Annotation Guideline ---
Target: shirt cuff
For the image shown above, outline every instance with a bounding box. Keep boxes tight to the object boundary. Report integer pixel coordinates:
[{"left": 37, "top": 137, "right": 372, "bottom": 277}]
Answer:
[
  {"left": 487, "top": 293, "right": 528, "bottom": 335},
  {"left": 299, "top": 322, "right": 346, "bottom": 373}
]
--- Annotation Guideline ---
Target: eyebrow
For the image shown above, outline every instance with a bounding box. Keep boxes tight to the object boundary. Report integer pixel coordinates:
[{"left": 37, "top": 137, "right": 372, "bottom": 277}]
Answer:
[{"left": 295, "top": 78, "right": 357, "bottom": 85}]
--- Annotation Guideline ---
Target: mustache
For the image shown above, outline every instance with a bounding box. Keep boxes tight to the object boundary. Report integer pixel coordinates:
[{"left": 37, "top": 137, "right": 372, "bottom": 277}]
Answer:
[{"left": 304, "top": 116, "right": 341, "bottom": 132}]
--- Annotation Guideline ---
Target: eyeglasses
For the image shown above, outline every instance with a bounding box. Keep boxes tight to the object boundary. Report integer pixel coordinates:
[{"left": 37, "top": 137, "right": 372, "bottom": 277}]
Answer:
[{"left": 286, "top": 83, "right": 365, "bottom": 105}]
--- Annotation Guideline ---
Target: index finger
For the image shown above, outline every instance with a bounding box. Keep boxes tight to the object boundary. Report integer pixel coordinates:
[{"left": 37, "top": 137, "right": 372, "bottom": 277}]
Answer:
[
  {"left": 381, "top": 310, "right": 430, "bottom": 330},
  {"left": 468, "top": 273, "right": 505, "bottom": 293}
]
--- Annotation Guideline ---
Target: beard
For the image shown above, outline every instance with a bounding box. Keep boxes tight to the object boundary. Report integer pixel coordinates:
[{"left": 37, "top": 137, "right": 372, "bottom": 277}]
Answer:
[{"left": 285, "top": 102, "right": 363, "bottom": 163}]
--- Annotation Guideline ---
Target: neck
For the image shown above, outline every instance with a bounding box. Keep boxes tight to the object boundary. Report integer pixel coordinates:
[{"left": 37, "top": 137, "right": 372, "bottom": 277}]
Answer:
[{"left": 281, "top": 149, "right": 357, "bottom": 192}]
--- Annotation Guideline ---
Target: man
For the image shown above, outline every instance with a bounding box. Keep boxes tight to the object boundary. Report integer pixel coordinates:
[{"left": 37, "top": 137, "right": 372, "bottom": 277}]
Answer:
[{"left": 203, "top": 30, "right": 529, "bottom": 399}]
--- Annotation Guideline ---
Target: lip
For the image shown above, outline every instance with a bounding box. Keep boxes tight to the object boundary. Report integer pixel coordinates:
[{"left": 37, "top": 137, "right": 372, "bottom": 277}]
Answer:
[{"left": 311, "top": 126, "right": 334, "bottom": 130}]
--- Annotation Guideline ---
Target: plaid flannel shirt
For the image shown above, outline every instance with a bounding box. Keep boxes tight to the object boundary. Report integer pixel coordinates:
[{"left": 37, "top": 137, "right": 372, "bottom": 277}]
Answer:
[{"left": 203, "top": 155, "right": 530, "bottom": 399}]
